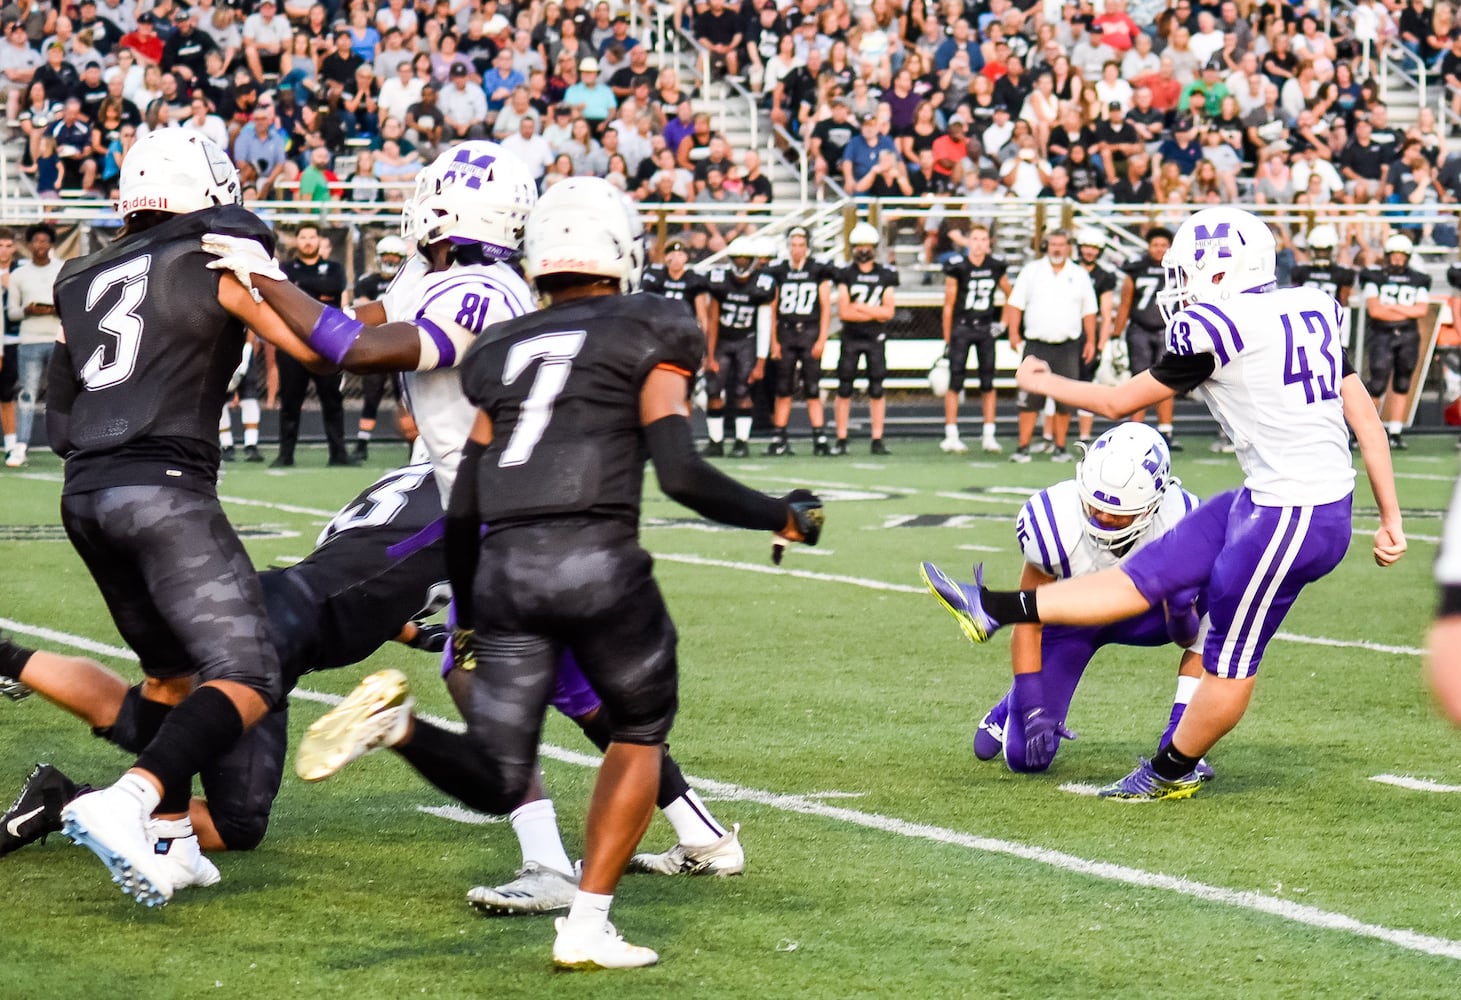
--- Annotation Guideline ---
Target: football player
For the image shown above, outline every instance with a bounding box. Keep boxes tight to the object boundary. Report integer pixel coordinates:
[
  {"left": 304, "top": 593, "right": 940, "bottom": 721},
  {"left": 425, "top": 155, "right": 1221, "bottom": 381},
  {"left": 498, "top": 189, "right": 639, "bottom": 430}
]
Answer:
[
  {"left": 969, "top": 423, "right": 1211, "bottom": 776},
  {"left": 1360, "top": 233, "right": 1431, "bottom": 450},
  {"left": 764, "top": 226, "right": 833, "bottom": 456},
  {"left": 1112, "top": 227, "right": 1181, "bottom": 446},
  {"left": 1290, "top": 224, "right": 1355, "bottom": 308},
  {"left": 350, "top": 234, "right": 411, "bottom": 460},
  {"left": 640, "top": 237, "right": 710, "bottom": 332},
  {"left": 217, "top": 333, "right": 266, "bottom": 462},
  {"left": 1071, "top": 228, "right": 1124, "bottom": 446},
  {"left": 44, "top": 129, "right": 334, "bottom": 906},
  {"left": 940, "top": 223, "right": 1010, "bottom": 455},
  {"left": 450, "top": 178, "right": 822, "bottom": 968},
  {"left": 923, "top": 206, "right": 1405, "bottom": 800},
  {"left": 833, "top": 222, "right": 899, "bottom": 455},
  {"left": 704, "top": 237, "right": 776, "bottom": 457}
]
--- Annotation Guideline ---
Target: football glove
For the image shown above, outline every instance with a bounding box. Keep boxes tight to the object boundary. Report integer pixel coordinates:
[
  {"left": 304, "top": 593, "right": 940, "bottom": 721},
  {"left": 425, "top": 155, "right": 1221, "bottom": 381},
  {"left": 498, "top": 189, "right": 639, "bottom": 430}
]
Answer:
[
  {"left": 1165, "top": 588, "right": 1202, "bottom": 649},
  {"left": 448, "top": 627, "right": 477, "bottom": 673},
  {"left": 773, "top": 488, "right": 824, "bottom": 564},
  {"left": 203, "top": 232, "right": 287, "bottom": 301},
  {"left": 1021, "top": 706, "right": 1076, "bottom": 772},
  {"left": 404, "top": 622, "right": 448, "bottom": 654}
]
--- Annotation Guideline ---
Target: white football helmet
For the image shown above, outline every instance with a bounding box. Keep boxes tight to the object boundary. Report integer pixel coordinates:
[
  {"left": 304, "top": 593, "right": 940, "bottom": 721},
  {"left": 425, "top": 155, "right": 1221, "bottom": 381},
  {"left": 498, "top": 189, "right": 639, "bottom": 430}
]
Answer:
[
  {"left": 401, "top": 140, "right": 536, "bottom": 260},
  {"left": 523, "top": 176, "right": 644, "bottom": 292},
  {"left": 848, "top": 221, "right": 880, "bottom": 247},
  {"left": 118, "top": 128, "right": 240, "bottom": 218},
  {"left": 1076, "top": 422, "right": 1173, "bottom": 552},
  {"left": 928, "top": 356, "right": 951, "bottom": 397},
  {"left": 374, "top": 235, "right": 409, "bottom": 276},
  {"left": 1157, "top": 207, "right": 1276, "bottom": 324},
  {"left": 1075, "top": 226, "right": 1106, "bottom": 249},
  {"left": 727, "top": 236, "right": 758, "bottom": 276},
  {"left": 1384, "top": 233, "right": 1414, "bottom": 272},
  {"left": 1307, "top": 224, "right": 1338, "bottom": 255}
]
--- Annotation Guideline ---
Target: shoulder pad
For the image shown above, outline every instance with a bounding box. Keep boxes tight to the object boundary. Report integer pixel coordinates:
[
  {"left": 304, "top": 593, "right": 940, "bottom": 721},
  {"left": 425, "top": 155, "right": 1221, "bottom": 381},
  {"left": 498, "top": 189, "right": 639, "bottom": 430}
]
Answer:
[
  {"left": 709, "top": 267, "right": 728, "bottom": 284},
  {"left": 943, "top": 254, "right": 965, "bottom": 275},
  {"left": 1015, "top": 483, "right": 1080, "bottom": 579}
]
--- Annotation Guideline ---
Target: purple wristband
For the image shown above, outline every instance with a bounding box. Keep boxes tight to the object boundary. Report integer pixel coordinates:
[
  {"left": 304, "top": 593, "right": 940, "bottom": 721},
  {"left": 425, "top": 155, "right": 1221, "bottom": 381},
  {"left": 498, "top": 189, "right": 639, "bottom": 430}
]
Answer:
[{"left": 308, "top": 306, "right": 364, "bottom": 366}]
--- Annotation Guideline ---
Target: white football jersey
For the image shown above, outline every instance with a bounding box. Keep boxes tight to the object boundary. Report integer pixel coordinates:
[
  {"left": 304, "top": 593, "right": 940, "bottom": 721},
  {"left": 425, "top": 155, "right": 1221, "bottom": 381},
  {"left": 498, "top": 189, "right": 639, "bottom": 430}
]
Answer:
[
  {"left": 381, "top": 257, "right": 536, "bottom": 501},
  {"left": 1166, "top": 286, "right": 1354, "bottom": 506},
  {"left": 1440, "top": 475, "right": 1461, "bottom": 586},
  {"left": 1016, "top": 479, "right": 1199, "bottom": 580}
]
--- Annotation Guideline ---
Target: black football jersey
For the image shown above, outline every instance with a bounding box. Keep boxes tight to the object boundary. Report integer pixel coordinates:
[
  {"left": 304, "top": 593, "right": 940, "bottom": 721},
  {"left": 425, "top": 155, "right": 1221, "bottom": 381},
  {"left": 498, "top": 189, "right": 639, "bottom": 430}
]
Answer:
[
  {"left": 1448, "top": 263, "right": 1461, "bottom": 291},
  {"left": 766, "top": 256, "right": 833, "bottom": 324},
  {"left": 1361, "top": 267, "right": 1431, "bottom": 328},
  {"left": 277, "top": 462, "right": 448, "bottom": 673},
  {"left": 1121, "top": 254, "right": 1167, "bottom": 331},
  {"left": 943, "top": 253, "right": 1008, "bottom": 323},
  {"left": 460, "top": 293, "right": 705, "bottom": 527},
  {"left": 707, "top": 267, "right": 776, "bottom": 340},
  {"left": 837, "top": 263, "right": 899, "bottom": 338},
  {"left": 641, "top": 263, "right": 709, "bottom": 307},
  {"left": 1083, "top": 260, "right": 1120, "bottom": 298},
  {"left": 54, "top": 204, "right": 274, "bottom": 491},
  {"left": 354, "top": 270, "right": 392, "bottom": 303},
  {"left": 1291, "top": 262, "right": 1356, "bottom": 301}
]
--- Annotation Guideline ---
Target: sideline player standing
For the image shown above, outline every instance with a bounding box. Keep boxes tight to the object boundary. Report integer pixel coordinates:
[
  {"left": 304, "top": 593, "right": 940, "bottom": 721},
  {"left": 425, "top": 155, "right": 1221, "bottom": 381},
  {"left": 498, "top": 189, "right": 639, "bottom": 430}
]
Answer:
[
  {"left": 1112, "top": 226, "right": 1180, "bottom": 444},
  {"left": 350, "top": 234, "right": 410, "bottom": 460},
  {"left": 922, "top": 206, "right": 1405, "bottom": 800},
  {"left": 833, "top": 221, "right": 898, "bottom": 455},
  {"left": 704, "top": 238, "right": 776, "bottom": 457},
  {"left": 1290, "top": 224, "right": 1355, "bottom": 308},
  {"left": 1360, "top": 233, "right": 1430, "bottom": 450},
  {"left": 452, "top": 178, "right": 823, "bottom": 968},
  {"left": 640, "top": 237, "right": 709, "bottom": 332},
  {"left": 765, "top": 225, "right": 832, "bottom": 456},
  {"left": 940, "top": 223, "right": 1009, "bottom": 455},
  {"left": 46, "top": 129, "right": 332, "bottom": 905},
  {"left": 1072, "top": 228, "right": 1122, "bottom": 446}
]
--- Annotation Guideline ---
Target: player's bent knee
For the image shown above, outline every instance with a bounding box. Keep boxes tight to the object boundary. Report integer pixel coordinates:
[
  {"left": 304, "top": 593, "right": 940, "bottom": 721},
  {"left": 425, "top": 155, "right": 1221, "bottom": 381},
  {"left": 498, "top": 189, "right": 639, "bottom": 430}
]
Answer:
[
  {"left": 1392, "top": 374, "right": 1413, "bottom": 394},
  {"left": 210, "top": 809, "right": 271, "bottom": 851},
  {"left": 1362, "top": 375, "right": 1388, "bottom": 397}
]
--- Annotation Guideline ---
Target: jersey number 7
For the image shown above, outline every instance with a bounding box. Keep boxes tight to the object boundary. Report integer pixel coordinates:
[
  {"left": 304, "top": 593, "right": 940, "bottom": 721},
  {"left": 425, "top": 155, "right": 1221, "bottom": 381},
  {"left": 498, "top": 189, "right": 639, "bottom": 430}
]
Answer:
[{"left": 498, "top": 330, "right": 587, "bottom": 468}]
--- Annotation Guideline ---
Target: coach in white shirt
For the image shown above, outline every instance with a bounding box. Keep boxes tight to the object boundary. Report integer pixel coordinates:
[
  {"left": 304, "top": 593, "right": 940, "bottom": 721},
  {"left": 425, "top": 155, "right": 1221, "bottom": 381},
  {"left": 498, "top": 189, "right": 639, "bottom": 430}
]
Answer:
[{"left": 1002, "top": 229, "right": 1097, "bottom": 462}]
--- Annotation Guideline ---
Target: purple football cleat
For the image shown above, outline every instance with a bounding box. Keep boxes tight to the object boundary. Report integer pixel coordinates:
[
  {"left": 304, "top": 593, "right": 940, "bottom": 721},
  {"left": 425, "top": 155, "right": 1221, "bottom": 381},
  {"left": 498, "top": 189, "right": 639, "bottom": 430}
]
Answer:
[
  {"left": 921, "top": 561, "right": 1001, "bottom": 643},
  {"left": 973, "top": 699, "right": 1009, "bottom": 761},
  {"left": 1098, "top": 758, "right": 1203, "bottom": 801},
  {"left": 1194, "top": 757, "right": 1215, "bottom": 782}
]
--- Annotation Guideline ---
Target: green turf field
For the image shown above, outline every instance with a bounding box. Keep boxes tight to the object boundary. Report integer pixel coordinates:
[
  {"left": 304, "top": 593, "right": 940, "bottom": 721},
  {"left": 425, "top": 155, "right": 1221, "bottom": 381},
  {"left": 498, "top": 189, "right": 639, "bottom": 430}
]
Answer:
[{"left": 2, "top": 435, "right": 1459, "bottom": 999}]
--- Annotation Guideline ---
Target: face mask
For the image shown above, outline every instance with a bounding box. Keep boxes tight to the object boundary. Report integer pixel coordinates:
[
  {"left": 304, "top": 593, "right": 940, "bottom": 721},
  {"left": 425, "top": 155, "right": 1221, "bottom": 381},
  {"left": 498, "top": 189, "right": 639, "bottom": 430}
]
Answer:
[{"left": 852, "top": 247, "right": 876, "bottom": 264}]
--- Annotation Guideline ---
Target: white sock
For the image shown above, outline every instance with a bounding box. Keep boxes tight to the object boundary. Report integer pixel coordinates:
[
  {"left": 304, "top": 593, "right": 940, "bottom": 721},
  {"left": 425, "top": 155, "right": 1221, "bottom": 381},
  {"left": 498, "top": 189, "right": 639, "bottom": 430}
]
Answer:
[
  {"left": 240, "top": 398, "right": 260, "bottom": 434},
  {"left": 944, "top": 423, "right": 959, "bottom": 439},
  {"left": 357, "top": 429, "right": 371, "bottom": 441},
  {"left": 509, "top": 798, "right": 574, "bottom": 875},
  {"left": 2, "top": 433, "right": 14, "bottom": 452},
  {"left": 706, "top": 416, "right": 724, "bottom": 443},
  {"left": 735, "top": 415, "right": 752, "bottom": 441},
  {"left": 1174, "top": 674, "right": 1200, "bottom": 706},
  {"left": 115, "top": 772, "right": 161, "bottom": 814},
  {"left": 219, "top": 429, "right": 234, "bottom": 448},
  {"left": 981, "top": 422, "right": 996, "bottom": 439},
  {"left": 564, "top": 890, "right": 613, "bottom": 931},
  {"left": 243, "top": 427, "right": 259, "bottom": 447},
  {"left": 1387, "top": 421, "right": 1402, "bottom": 435},
  {"left": 662, "top": 789, "right": 727, "bottom": 847},
  {"left": 1157, "top": 423, "right": 1174, "bottom": 436}
]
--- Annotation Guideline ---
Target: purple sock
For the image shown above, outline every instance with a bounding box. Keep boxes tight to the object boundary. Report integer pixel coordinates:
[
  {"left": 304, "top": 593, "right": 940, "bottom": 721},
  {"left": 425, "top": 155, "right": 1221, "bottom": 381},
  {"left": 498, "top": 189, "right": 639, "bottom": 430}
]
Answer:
[{"left": 1158, "top": 702, "right": 1186, "bottom": 752}]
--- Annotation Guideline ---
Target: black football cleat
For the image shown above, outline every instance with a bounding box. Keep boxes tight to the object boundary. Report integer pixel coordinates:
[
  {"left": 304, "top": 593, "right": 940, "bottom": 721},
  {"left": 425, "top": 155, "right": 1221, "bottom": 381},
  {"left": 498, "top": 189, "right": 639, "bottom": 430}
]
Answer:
[
  {"left": 812, "top": 435, "right": 831, "bottom": 457},
  {"left": 353, "top": 439, "right": 369, "bottom": 461},
  {"left": 830, "top": 439, "right": 849, "bottom": 456},
  {"left": 244, "top": 445, "right": 265, "bottom": 463},
  {"left": 870, "top": 439, "right": 891, "bottom": 456},
  {"left": 220, "top": 445, "right": 237, "bottom": 462},
  {"left": 766, "top": 437, "right": 791, "bottom": 457},
  {"left": 702, "top": 441, "right": 724, "bottom": 458},
  {"left": 729, "top": 440, "right": 750, "bottom": 458},
  {"left": 1, "top": 763, "right": 86, "bottom": 857}
]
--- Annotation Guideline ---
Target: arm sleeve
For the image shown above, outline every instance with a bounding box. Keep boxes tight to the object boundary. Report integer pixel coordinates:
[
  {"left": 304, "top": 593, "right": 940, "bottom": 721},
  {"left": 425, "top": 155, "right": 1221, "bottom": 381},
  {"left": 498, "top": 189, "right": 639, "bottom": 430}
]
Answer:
[
  {"left": 444, "top": 438, "right": 485, "bottom": 631},
  {"left": 1147, "top": 351, "right": 1216, "bottom": 393},
  {"left": 645, "top": 415, "right": 788, "bottom": 530},
  {"left": 45, "top": 339, "right": 78, "bottom": 457}
]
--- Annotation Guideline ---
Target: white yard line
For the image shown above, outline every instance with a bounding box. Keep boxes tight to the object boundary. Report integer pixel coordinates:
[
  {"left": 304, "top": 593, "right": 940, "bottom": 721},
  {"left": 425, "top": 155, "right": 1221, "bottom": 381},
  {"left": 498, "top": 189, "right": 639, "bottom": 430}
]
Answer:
[
  {"left": 217, "top": 494, "right": 336, "bottom": 518},
  {"left": 415, "top": 804, "right": 504, "bottom": 825},
  {"left": 1369, "top": 774, "right": 1461, "bottom": 793},
  {"left": 653, "top": 553, "right": 925, "bottom": 593},
  {"left": 1058, "top": 783, "right": 1103, "bottom": 797}
]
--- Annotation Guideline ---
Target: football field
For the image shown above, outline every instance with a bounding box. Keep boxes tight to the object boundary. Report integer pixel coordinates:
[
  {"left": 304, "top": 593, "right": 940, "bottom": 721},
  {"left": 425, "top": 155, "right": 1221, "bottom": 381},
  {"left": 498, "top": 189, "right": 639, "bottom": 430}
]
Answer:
[{"left": 2, "top": 436, "right": 1459, "bottom": 999}]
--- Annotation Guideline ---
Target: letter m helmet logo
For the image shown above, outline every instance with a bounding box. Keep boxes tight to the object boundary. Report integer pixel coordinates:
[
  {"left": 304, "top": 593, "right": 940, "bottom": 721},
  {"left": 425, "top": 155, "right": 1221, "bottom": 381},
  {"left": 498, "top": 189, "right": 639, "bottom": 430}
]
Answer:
[
  {"left": 440, "top": 147, "right": 499, "bottom": 191},
  {"left": 1192, "top": 221, "right": 1234, "bottom": 264}
]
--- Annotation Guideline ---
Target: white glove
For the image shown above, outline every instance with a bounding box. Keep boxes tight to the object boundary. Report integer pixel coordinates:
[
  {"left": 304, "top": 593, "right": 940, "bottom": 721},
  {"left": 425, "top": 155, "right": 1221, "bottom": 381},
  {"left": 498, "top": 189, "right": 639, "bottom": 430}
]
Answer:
[{"left": 202, "top": 232, "right": 287, "bottom": 301}]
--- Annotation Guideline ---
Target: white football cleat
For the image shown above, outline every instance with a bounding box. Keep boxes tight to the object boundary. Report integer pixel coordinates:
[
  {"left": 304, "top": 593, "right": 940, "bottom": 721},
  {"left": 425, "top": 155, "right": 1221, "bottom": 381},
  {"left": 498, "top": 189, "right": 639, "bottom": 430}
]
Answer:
[
  {"left": 628, "top": 822, "right": 744, "bottom": 876},
  {"left": 467, "top": 861, "right": 578, "bottom": 915},
  {"left": 981, "top": 435, "right": 1002, "bottom": 454},
  {"left": 148, "top": 817, "right": 220, "bottom": 891},
  {"left": 552, "top": 917, "right": 658, "bottom": 970},
  {"left": 296, "top": 669, "right": 414, "bottom": 781},
  {"left": 5, "top": 443, "right": 26, "bottom": 468},
  {"left": 939, "top": 437, "right": 968, "bottom": 454},
  {"left": 61, "top": 786, "right": 174, "bottom": 907}
]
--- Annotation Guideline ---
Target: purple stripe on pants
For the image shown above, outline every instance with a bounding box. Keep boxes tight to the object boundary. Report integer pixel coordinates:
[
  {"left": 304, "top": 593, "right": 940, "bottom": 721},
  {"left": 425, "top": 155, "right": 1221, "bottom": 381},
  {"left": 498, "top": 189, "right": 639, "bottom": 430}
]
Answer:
[{"left": 1121, "top": 488, "right": 1351, "bottom": 680}]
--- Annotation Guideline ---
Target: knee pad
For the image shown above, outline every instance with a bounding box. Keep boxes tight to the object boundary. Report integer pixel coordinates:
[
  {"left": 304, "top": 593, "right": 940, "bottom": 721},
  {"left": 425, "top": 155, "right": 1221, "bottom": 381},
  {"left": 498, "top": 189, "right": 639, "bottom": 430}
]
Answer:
[
  {"left": 93, "top": 683, "right": 146, "bottom": 752},
  {"left": 867, "top": 381, "right": 885, "bottom": 400},
  {"left": 209, "top": 807, "right": 271, "bottom": 851},
  {"left": 1392, "top": 372, "right": 1413, "bottom": 394},
  {"left": 837, "top": 379, "right": 856, "bottom": 399},
  {"left": 1362, "top": 374, "right": 1388, "bottom": 398}
]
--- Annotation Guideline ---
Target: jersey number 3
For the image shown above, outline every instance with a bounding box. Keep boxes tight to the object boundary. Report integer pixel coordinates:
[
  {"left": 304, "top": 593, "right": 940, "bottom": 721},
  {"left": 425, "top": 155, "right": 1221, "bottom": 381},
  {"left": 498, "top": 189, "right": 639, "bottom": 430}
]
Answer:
[
  {"left": 81, "top": 254, "right": 151, "bottom": 390},
  {"left": 498, "top": 330, "right": 587, "bottom": 468}
]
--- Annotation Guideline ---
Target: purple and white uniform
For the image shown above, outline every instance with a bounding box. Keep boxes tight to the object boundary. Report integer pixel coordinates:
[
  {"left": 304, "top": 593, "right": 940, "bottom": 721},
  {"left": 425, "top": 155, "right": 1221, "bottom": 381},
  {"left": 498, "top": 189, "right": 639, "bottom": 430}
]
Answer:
[
  {"left": 1122, "top": 285, "right": 1354, "bottom": 680},
  {"left": 993, "top": 480, "right": 1203, "bottom": 772}
]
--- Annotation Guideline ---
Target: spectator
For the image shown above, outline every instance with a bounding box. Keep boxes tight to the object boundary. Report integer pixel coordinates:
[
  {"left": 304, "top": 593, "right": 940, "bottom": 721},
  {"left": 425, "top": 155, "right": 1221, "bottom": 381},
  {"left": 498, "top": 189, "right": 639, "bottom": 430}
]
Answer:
[
  {"left": 374, "top": 27, "right": 413, "bottom": 79},
  {"left": 441, "top": 62, "right": 488, "bottom": 139},
  {"left": 242, "top": 0, "right": 290, "bottom": 80},
  {"left": 840, "top": 113, "right": 897, "bottom": 189},
  {"left": 981, "top": 103, "right": 1015, "bottom": 157},
  {"left": 739, "top": 149, "right": 772, "bottom": 202},
  {"left": 1189, "top": 11, "right": 1225, "bottom": 65},
  {"left": 558, "top": 115, "right": 604, "bottom": 174},
  {"left": 482, "top": 47, "right": 524, "bottom": 116},
  {"left": 5, "top": 224, "right": 62, "bottom": 469},
  {"left": 1094, "top": 102, "right": 1142, "bottom": 184},
  {"left": 1166, "top": 26, "right": 1201, "bottom": 85},
  {"left": 675, "top": 108, "right": 713, "bottom": 168},
  {"left": 1093, "top": 0, "right": 1141, "bottom": 53},
  {"left": 510, "top": 29, "right": 546, "bottom": 78},
  {"left": 163, "top": 7, "right": 215, "bottom": 84},
  {"left": 1182, "top": 58, "right": 1230, "bottom": 118},
  {"left": 1121, "top": 31, "right": 1159, "bottom": 81},
  {"left": 1281, "top": 59, "right": 1319, "bottom": 122},
  {"left": 694, "top": 165, "right": 746, "bottom": 251},
  {"left": 379, "top": 59, "right": 422, "bottom": 125},
  {"left": 0, "top": 21, "right": 40, "bottom": 122},
  {"left": 609, "top": 42, "right": 653, "bottom": 100},
  {"left": 405, "top": 83, "right": 444, "bottom": 153},
  {"left": 934, "top": 17, "right": 981, "bottom": 73},
  {"left": 999, "top": 132, "right": 1052, "bottom": 197},
  {"left": 298, "top": 144, "right": 342, "bottom": 202},
  {"left": 1340, "top": 116, "right": 1387, "bottom": 203},
  {"left": 1291, "top": 139, "right": 1345, "bottom": 203},
  {"left": 234, "top": 99, "right": 290, "bottom": 197},
  {"left": 181, "top": 93, "right": 228, "bottom": 149},
  {"left": 1252, "top": 141, "right": 1294, "bottom": 204},
  {"left": 48, "top": 98, "right": 96, "bottom": 193},
  {"left": 1068, "top": 16, "right": 1107, "bottom": 79},
  {"left": 119, "top": 17, "right": 164, "bottom": 67},
  {"left": 563, "top": 56, "right": 615, "bottom": 127},
  {"left": 695, "top": 0, "right": 742, "bottom": 80},
  {"left": 502, "top": 110, "right": 554, "bottom": 178},
  {"left": 692, "top": 132, "right": 736, "bottom": 192},
  {"left": 1110, "top": 150, "right": 1154, "bottom": 204}
]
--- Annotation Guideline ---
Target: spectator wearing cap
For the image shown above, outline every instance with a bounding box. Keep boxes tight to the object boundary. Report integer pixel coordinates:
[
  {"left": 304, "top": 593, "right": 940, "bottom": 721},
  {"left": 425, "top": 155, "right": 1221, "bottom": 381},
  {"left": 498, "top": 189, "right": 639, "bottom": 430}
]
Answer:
[
  {"left": 163, "top": 6, "right": 215, "bottom": 84},
  {"left": 76, "top": 60, "right": 107, "bottom": 118},
  {"left": 930, "top": 117, "right": 970, "bottom": 181},
  {"left": 243, "top": 0, "right": 289, "bottom": 80},
  {"left": 481, "top": 47, "right": 524, "bottom": 114},
  {"left": 981, "top": 103, "right": 1014, "bottom": 156},
  {"left": 1068, "top": 17, "right": 1106, "bottom": 79},
  {"left": 934, "top": 18, "right": 982, "bottom": 73},
  {"left": 1182, "top": 58, "right": 1231, "bottom": 117},
  {"left": 1155, "top": 116, "right": 1203, "bottom": 176},
  {"left": 695, "top": 0, "right": 742, "bottom": 80},
  {"left": 563, "top": 55, "right": 616, "bottom": 127},
  {"left": 601, "top": 12, "right": 638, "bottom": 58},
  {"left": 1093, "top": 101, "right": 1142, "bottom": 183},
  {"left": 440, "top": 62, "right": 488, "bottom": 138},
  {"left": 119, "top": 16, "right": 163, "bottom": 67},
  {"left": 840, "top": 112, "right": 897, "bottom": 189}
]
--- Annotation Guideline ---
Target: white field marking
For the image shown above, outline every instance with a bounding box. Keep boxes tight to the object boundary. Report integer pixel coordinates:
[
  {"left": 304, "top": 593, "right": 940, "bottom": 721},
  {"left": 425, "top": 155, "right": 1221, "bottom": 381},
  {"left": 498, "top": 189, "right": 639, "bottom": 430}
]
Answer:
[
  {"left": 780, "top": 546, "right": 835, "bottom": 557},
  {"left": 935, "top": 491, "right": 1028, "bottom": 506},
  {"left": 654, "top": 553, "right": 925, "bottom": 593},
  {"left": 0, "top": 618, "right": 138, "bottom": 660},
  {"left": 1272, "top": 631, "right": 1424, "bottom": 657},
  {"left": 965, "top": 462, "right": 1000, "bottom": 469},
  {"left": 850, "top": 463, "right": 885, "bottom": 471},
  {"left": 959, "top": 544, "right": 1004, "bottom": 553},
  {"left": 1352, "top": 526, "right": 1442, "bottom": 544},
  {"left": 273, "top": 556, "right": 305, "bottom": 566},
  {"left": 218, "top": 494, "right": 336, "bottom": 518},
  {"left": 1404, "top": 456, "right": 1448, "bottom": 464},
  {"left": 416, "top": 804, "right": 505, "bottom": 825},
  {"left": 737, "top": 464, "right": 768, "bottom": 471},
  {"left": 1059, "top": 783, "right": 1103, "bottom": 797},
  {"left": 1369, "top": 775, "right": 1461, "bottom": 793},
  {"left": 803, "top": 790, "right": 867, "bottom": 800},
  {"left": 736, "top": 473, "right": 916, "bottom": 495},
  {"left": 15, "top": 471, "right": 64, "bottom": 483},
  {"left": 1393, "top": 471, "right": 1459, "bottom": 482},
  {"left": 11, "top": 619, "right": 1461, "bottom": 962}
]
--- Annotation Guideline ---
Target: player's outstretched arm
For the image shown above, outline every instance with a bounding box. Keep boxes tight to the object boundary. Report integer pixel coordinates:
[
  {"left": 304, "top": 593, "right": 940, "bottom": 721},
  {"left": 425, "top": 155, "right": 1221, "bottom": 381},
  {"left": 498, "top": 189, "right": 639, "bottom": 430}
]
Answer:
[
  {"left": 1016, "top": 357, "right": 1174, "bottom": 418},
  {"left": 1341, "top": 371, "right": 1406, "bottom": 566},
  {"left": 641, "top": 367, "right": 821, "bottom": 545},
  {"left": 217, "top": 274, "right": 336, "bottom": 374}
]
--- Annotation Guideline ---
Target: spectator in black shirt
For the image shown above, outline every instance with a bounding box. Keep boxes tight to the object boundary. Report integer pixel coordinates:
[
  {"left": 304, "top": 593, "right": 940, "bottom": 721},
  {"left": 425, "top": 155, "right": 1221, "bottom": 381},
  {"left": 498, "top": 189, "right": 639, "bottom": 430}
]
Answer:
[
  {"left": 1093, "top": 101, "right": 1142, "bottom": 183},
  {"left": 809, "top": 98, "right": 856, "bottom": 183},
  {"left": 33, "top": 43, "right": 78, "bottom": 105},
  {"left": 1339, "top": 116, "right": 1386, "bottom": 202},
  {"left": 609, "top": 43, "right": 654, "bottom": 99},
  {"left": 695, "top": 0, "right": 742, "bottom": 79},
  {"left": 75, "top": 62, "right": 107, "bottom": 118},
  {"left": 992, "top": 57, "right": 1030, "bottom": 115},
  {"left": 1109, "top": 151, "right": 1155, "bottom": 204},
  {"left": 320, "top": 29, "right": 364, "bottom": 88},
  {"left": 163, "top": 7, "right": 216, "bottom": 85}
]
